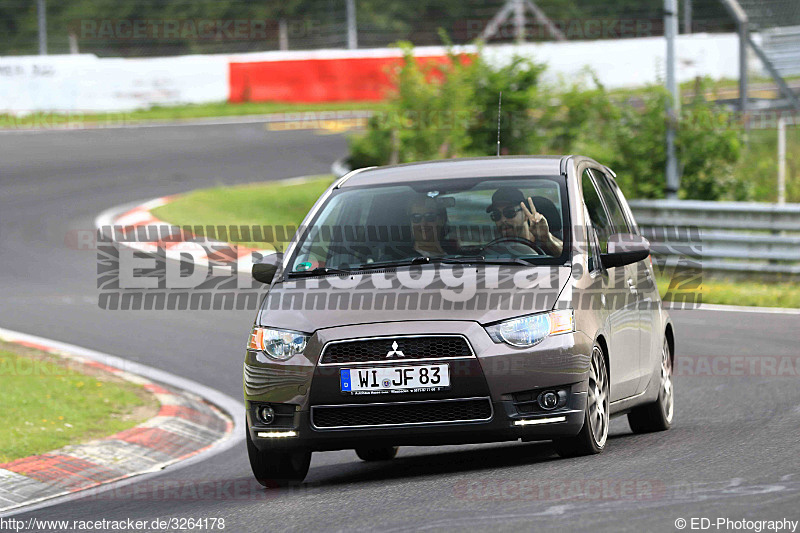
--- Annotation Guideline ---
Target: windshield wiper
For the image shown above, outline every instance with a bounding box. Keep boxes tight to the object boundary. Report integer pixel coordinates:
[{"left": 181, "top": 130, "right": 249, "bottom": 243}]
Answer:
[
  {"left": 437, "top": 255, "right": 487, "bottom": 264},
  {"left": 355, "top": 255, "right": 488, "bottom": 271},
  {"left": 290, "top": 256, "right": 539, "bottom": 277},
  {"left": 287, "top": 266, "right": 354, "bottom": 278},
  {"left": 478, "top": 257, "right": 539, "bottom": 266}
]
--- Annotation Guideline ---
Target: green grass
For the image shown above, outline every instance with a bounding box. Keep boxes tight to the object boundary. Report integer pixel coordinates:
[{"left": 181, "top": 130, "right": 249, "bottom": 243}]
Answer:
[
  {"left": 154, "top": 179, "right": 799, "bottom": 308},
  {"left": 734, "top": 127, "right": 800, "bottom": 203},
  {"left": 0, "top": 342, "right": 158, "bottom": 463},
  {"left": 0, "top": 100, "right": 384, "bottom": 130},
  {"left": 656, "top": 275, "right": 800, "bottom": 308},
  {"left": 679, "top": 74, "right": 800, "bottom": 95},
  {"left": 4, "top": 75, "right": 791, "bottom": 131},
  {"left": 150, "top": 175, "right": 335, "bottom": 249}
]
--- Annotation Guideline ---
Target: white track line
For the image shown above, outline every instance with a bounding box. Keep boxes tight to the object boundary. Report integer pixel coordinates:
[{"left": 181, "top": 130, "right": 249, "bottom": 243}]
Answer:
[
  {"left": 693, "top": 303, "right": 800, "bottom": 315},
  {"left": 0, "top": 327, "right": 245, "bottom": 517}
]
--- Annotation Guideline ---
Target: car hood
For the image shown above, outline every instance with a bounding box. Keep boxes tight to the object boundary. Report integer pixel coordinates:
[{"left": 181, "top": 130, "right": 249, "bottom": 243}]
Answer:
[{"left": 257, "top": 265, "right": 572, "bottom": 333}]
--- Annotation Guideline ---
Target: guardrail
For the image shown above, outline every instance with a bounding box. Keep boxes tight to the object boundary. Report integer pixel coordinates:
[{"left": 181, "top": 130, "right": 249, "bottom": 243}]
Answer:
[{"left": 628, "top": 199, "right": 800, "bottom": 277}]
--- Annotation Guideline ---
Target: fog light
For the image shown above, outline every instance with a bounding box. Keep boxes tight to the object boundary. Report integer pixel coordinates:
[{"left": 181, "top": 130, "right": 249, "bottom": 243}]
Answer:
[
  {"left": 538, "top": 391, "right": 559, "bottom": 410},
  {"left": 258, "top": 405, "right": 275, "bottom": 424}
]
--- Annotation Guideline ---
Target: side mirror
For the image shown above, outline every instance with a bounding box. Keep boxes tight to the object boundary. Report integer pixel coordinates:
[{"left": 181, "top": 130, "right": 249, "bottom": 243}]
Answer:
[
  {"left": 600, "top": 233, "right": 650, "bottom": 269},
  {"left": 252, "top": 253, "right": 284, "bottom": 284}
]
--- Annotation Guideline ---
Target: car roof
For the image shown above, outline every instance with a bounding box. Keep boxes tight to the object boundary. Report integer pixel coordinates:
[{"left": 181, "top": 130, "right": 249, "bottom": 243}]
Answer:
[{"left": 338, "top": 156, "right": 567, "bottom": 188}]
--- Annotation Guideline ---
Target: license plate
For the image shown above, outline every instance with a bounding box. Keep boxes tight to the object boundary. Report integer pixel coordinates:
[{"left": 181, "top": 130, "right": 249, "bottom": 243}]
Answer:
[{"left": 340, "top": 364, "right": 450, "bottom": 394}]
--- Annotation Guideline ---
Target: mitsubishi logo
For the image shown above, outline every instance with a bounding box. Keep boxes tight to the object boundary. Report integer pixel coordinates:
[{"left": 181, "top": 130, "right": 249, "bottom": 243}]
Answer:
[{"left": 386, "top": 341, "right": 405, "bottom": 358}]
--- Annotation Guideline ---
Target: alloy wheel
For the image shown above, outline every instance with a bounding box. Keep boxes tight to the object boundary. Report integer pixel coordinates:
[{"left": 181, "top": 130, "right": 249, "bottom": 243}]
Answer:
[
  {"left": 660, "top": 338, "right": 674, "bottom": 423},
  {"left": 587, "top": 345, "right": 609, "bottom": 448}
]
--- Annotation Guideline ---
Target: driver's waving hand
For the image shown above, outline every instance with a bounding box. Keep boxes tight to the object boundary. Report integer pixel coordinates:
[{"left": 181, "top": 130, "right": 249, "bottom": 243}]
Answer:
[{"left": 486, "top": 186, "right": 563, "bottom": 256}]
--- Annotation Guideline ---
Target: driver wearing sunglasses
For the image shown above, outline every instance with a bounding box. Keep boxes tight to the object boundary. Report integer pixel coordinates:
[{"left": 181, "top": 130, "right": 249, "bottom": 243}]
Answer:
[
  {"left": 486, "top": 186, "right": 563, "bottom": 256},
  {"left": 408, "top": 196, "right": 453, "bottom": 258}
]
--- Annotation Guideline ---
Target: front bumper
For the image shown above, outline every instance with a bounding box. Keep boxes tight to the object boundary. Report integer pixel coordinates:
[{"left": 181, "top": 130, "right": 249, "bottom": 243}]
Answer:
[
  {"left": 248, "top": 386, "right": 587, "bottom": 452},
  {"left": 245, "top": 320, "right": 591, "bottom": 452}
]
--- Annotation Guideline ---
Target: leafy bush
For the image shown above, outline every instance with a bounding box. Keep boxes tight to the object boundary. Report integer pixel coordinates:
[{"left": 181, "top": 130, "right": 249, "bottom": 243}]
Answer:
[
  {"left": 349, "top": 44, "right": 744, "bottom": 200},
  {"left": 350, "top": 42, "right": 477, "bottom": 167},
  {"left": 464, "top": 53, "right": 548, "bottom": 156},
  {"left": 676, "top": 86, "right": 745, "bottom": 200}
]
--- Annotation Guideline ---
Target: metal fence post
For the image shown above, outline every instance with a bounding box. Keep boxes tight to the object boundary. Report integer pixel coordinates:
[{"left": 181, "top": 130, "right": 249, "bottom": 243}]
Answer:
[
  {"left": 346, "top": 0, "right": 358, "bottom": 50},
  {"left": 665, "top": 0, "right": 680, "bottom": 199},
  {"left": 279, "top": 19, "right": 289, "bottom": 51},
  {"left": 683, "top": 0, "right": 692, "bottom": 33},
  {"left": 738, "top": 19, "right": 749, "bottom": 126},
  {"left": 37, "top": 0, "right": 47, "bottom": 55},
  {"left": 778, "top": 116, "right": 786, "bottom": 205}
]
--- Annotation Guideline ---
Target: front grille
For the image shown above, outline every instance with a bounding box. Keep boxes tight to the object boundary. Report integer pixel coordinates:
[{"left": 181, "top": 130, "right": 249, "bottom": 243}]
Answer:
[
  {"left": 311, "top": 398, "right": 492, "bottom": 429},
  {"left": 320, "top": 336, "right": 472, "bottom": 365}
]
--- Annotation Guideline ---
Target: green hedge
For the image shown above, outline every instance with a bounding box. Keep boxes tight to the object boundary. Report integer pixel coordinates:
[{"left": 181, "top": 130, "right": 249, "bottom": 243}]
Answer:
[{"left": 349, "top": 43, "right": 744, "bottom": 201}]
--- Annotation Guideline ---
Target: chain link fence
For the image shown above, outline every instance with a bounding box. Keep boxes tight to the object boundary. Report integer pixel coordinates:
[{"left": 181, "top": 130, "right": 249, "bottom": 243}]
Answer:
[
  {"left": 1, "top": 0, "right": 735, "bottom": 57},
  {"left": 737, "top": 0, "right": 800, "bottom": 30},
  {"left": 737, "top": 0, "right": 800, "bottom": 77}
]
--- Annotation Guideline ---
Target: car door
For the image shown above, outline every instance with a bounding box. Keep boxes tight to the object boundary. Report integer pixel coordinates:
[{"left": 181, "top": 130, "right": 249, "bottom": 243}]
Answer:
[
  {"left": 604, "top": 172, "right": 659, "bottom": 393},
  {"left": 581, "top": 168, "right": 640, "bottom": 401}
]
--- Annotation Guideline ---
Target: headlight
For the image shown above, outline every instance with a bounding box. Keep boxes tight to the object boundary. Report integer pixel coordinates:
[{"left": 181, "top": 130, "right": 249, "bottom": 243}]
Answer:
[
  {"left": 247, "top": 326, "right": 309, "bottom": 361},
  {"left": 485, "top": 310, "right": 574, "bottom": 347}
]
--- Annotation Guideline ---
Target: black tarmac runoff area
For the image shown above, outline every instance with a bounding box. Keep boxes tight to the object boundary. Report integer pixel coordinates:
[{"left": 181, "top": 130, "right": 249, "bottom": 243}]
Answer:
[{"left": 1, "top": 123, "right": 798, "bottom": 532}]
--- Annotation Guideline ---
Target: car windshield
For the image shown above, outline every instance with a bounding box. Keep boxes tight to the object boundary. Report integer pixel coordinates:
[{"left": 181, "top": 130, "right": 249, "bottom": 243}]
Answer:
[{"left": 288, "top": 176, "right": 569, "bottom": 275}]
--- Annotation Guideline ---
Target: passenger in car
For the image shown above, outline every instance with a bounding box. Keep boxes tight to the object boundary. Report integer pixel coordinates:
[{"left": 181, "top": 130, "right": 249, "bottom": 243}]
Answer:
[
  {"left": 486, "top": 186, "right": 563, "bottom": 256},
  {"left": 407, "top": 195, "right": 458, "bottom": 258}
]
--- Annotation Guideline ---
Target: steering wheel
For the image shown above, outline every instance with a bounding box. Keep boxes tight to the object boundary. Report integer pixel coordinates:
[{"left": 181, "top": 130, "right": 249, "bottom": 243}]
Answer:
[
  {"left": 480, "top": 236, "right": 546, "bottom": 256},
  {"left": 329, "top": 244, "right": 376, "bottom": 263}
]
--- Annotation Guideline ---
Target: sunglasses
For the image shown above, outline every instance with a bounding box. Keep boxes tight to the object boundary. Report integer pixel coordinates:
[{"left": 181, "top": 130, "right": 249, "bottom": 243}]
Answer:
[
  {"left": 410, "top": 212, "right": 440, "bottom": 223},
  {"left": 489, "top": 206, "right": 522, "bottom": 222}
]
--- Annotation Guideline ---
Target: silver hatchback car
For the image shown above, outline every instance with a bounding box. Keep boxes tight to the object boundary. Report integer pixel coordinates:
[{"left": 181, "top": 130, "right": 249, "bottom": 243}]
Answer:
[{"left": 245, "top": 156, "right": 675, "bottom": 485}]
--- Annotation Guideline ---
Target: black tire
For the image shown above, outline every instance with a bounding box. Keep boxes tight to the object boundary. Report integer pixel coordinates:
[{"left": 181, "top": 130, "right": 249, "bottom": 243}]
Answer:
[
  {"left": 554, "top": 344, "right": 609, "bottom": 458},
  {"left": 628, "top": 336, "right": 674, "bottom": 433},
  {"left": 355, "top": 446, "right": 399, "bottom": 461},
  {"left": 246, "top": 427, "right": 311, "bottom": 487}
]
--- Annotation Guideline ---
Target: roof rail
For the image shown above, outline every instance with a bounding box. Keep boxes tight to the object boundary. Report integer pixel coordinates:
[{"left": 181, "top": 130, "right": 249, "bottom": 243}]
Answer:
[{"left": 334, "top": 166, "right": 376, "bottom": 188}]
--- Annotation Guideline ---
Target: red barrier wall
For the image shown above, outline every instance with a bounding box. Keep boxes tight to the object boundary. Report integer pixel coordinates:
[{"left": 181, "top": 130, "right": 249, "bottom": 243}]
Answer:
[{"left": 229, "top": 55, "right": 454, "bottom": 103}]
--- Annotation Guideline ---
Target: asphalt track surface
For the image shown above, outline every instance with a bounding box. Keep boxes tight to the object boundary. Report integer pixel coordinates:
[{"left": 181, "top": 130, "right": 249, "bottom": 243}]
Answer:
[{"left": 1, "top": 124, "right": 799, "bottom": 532}]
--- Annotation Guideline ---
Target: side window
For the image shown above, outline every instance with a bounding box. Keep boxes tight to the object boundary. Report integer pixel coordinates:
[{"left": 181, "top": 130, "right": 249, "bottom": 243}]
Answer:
[
  {"left": 581, "top": 169, "right": 612, "bottom": 252},
  {"left": 583, "top": 206, "right": 601, "bottom": 273},
  {"left": 590, "top": 169, "right": 631, "bottom": 234},
  {"left": 607, "top": 177, "right": 640, "bottom": 235}
]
